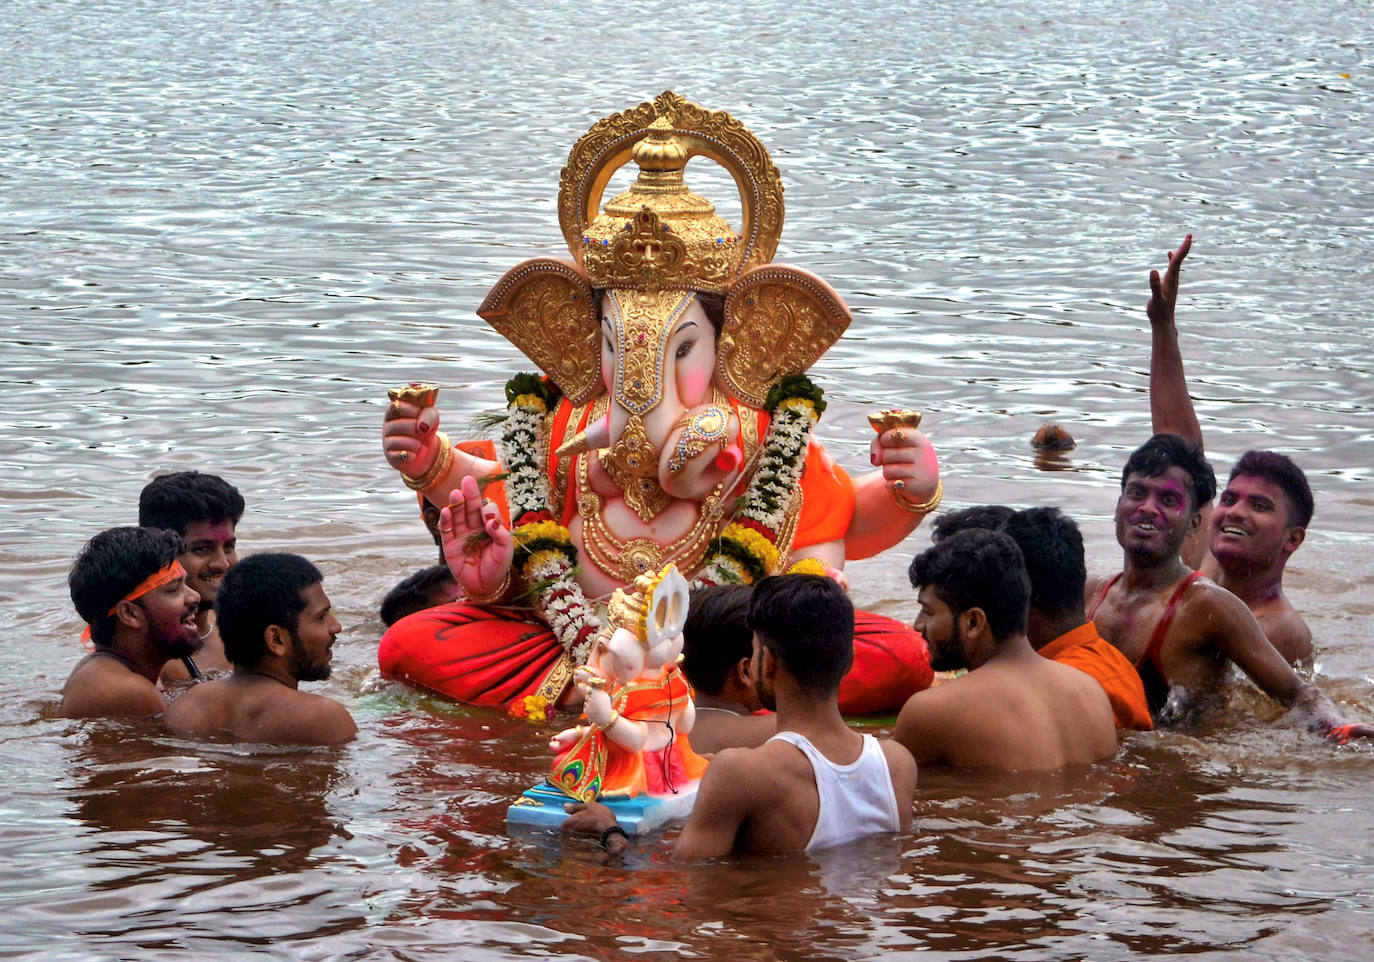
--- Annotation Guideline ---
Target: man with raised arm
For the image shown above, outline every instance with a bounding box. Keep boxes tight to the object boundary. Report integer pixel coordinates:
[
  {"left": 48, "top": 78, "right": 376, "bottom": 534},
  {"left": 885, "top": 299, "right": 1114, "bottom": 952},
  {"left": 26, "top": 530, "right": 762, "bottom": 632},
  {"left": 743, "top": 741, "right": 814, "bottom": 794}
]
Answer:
[
  {"left": 1147, "top": 235, "right": 1314, "bottom": 665},
  {"left": 164, "top": 553, "right": 357, "bottom": 746},
  {"left": 61, "top": 527, "right": 201, "bottom": 719},
  {"left": 1088, "top": 434, "right": 1372, "bottom": 740},
  {"left": 139, "top": 471, "right": 245, "bottom": 683},
  {"left": 895, "top": 530, "right": 1118, "bottom": 770},
  {"left": 563, "top": 575, "right": 915, "bottom": 859}
]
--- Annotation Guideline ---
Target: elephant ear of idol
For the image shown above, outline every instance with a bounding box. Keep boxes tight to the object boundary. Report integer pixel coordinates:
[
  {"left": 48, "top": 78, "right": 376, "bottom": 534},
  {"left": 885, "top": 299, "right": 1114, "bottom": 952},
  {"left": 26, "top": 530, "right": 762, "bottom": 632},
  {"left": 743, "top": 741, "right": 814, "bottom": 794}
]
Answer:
[
  {"left": 717, "top": 265, "right": 853, "bottom": 408},
  {"left": 475, "top": 258, "right": 602, "bottom": 405}
]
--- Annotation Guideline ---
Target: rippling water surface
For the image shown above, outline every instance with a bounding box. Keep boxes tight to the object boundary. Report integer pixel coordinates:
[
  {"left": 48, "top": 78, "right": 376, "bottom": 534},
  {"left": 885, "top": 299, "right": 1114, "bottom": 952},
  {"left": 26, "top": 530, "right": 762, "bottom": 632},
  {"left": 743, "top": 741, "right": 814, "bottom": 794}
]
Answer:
[{"left": 3, "top": 0, "right": 1373, "bottom": 958}]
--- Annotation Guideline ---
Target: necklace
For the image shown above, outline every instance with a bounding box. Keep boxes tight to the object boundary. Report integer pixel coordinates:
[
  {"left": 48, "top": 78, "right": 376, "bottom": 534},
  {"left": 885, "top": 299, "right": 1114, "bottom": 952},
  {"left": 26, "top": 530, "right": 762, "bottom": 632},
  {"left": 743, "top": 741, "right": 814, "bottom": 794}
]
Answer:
[
  {"left": 693, "top": 705, "right": 748, "bottom": 716},
  {"left": 577, "top": 449, "right": 727, "bottom": 583}
]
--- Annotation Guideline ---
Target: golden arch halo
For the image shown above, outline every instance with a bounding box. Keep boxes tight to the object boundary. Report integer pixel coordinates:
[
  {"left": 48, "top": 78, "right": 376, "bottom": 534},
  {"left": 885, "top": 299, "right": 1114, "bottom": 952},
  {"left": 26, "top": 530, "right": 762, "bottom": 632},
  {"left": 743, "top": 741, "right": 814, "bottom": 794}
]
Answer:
[{"left": 557, "top": 91, "right": 786, "bottom": 288}]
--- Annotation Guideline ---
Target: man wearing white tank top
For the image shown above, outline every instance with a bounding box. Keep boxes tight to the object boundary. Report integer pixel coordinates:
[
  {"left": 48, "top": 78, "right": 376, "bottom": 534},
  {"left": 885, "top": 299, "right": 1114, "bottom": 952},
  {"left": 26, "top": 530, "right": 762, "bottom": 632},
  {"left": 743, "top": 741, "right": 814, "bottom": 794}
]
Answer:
[{"left": 564, "top": 575, "right": 917, "bottom": 859}]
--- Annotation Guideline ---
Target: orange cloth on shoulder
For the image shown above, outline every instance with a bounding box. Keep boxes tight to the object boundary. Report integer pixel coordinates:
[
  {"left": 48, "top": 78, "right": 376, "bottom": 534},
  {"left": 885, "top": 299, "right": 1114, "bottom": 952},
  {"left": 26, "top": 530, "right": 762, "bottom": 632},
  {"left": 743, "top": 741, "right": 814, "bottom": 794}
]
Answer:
[{"left": 1039, "top": 622, "right": 1153, "bottom": 731}]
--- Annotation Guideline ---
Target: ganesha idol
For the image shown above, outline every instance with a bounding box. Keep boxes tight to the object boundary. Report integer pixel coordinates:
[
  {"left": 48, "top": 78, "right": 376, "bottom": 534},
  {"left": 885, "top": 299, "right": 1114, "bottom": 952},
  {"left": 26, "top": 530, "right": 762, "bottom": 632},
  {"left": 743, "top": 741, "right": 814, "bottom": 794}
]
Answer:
[{"left": 379, "top": 92, "right": 940, "bottom": 715}]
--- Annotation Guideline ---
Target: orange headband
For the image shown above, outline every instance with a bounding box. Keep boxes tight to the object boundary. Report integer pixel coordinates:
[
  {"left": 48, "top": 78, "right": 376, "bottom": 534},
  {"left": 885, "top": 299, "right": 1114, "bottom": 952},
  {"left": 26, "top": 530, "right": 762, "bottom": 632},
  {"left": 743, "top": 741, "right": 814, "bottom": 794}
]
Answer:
[{"left": 81, "top": 560, "right": 188, "bottom": 645}]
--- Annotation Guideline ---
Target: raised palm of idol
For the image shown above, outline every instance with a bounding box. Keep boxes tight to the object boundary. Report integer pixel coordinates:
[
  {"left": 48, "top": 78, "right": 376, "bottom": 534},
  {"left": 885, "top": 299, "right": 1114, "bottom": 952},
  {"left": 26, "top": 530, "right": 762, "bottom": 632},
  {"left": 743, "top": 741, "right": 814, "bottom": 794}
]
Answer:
[{"left": 380, "top": 92, "right": 941, "bottom": 802}]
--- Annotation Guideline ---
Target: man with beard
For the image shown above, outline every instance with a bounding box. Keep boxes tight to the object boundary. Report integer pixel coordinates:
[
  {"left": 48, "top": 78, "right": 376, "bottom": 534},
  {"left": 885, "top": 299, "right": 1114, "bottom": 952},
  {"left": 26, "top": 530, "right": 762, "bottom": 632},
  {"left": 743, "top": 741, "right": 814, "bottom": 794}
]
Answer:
[
  {"left": 164, "top": 553, "right": 356, "bottom": 745},
  {"left": 1088, "top": 434, "right": 1373, "bottom": 740},
  {"left": 61, "top": 527, "right": 201, "bottom": 718},
  {"left": 564, "top": 575, "right": 915, "bottom": 858},
  {"left": 1146, "top": 234, "right": 1314, "bottom": 666},
  {"left": 139, "top": 471, "right": 245, "bottom": 683},
  {"left": 894, "top": 530, "right": 1118, "bottom": 770}
]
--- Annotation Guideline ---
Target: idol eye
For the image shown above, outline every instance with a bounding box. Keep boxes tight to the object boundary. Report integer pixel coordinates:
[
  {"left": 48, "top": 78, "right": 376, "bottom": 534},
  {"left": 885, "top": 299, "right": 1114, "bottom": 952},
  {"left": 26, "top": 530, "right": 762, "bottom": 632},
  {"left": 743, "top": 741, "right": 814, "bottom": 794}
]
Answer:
[{"left": 675, "top": 339, "right": 696, "bottom": 360}]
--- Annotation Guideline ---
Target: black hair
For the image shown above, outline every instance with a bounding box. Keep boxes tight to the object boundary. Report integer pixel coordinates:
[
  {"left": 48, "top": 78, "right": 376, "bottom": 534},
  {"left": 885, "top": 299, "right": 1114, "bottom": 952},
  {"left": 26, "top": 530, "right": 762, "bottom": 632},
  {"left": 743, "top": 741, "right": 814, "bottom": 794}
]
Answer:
[
  {"left": 681, "top": 585, "right": 753, "bottom": 695},
  {"left": 69, "top": 527, "right": 185, "bottom": 647},
  {"left": 1120, "top": 434, "right": 1216, "bottom": 513},
  {"left": 930, "top": 504, "right": 1016, "bottom": 544},
  {"left": 999, "top": 507, "right": 1086, "bottom": 617},
  {"left": 380, "top": 565, "right": 456, "bottom": 627},
  {"left": 747, "top": 575, "right": 854, "bottom": 695},
  {"left": 217, "top": 553, "right": 322, "bottom": 669},
  {"left": 138, "top": 471, "right": 245, "bottom": 536},
  {"left": 908, "top": 529, "right": 1030, "bottom": 641},
  {"left": 1230, "top": 450, "right": 1314, "bottom": 527}
]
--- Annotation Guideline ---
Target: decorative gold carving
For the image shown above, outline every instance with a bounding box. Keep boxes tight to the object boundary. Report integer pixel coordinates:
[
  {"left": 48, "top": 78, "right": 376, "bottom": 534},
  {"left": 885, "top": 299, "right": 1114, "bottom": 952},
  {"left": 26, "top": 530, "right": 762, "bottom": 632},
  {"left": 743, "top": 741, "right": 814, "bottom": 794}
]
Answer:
[
  {"left": 558, "top": 92, "right": 785, "bottom": 293},
  {"left": 717, "top": 265, "right": 853, "bottom": 408},
  {"left": 476, "top": 258, "right": 602, "bottom": 405},
  {"left": 534, "top": 652, "right": 577, "bottom": 703},
  {"left": 607, "top": 290, "right": 693, "bottom": 416}
]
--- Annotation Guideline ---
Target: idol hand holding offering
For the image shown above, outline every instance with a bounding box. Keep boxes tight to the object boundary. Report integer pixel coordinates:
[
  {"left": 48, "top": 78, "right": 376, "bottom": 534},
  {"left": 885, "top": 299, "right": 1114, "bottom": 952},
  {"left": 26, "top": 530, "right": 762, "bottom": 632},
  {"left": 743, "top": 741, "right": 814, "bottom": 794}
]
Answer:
[{"left": 379, "top": 93, "right": 938, "bottom": 714}]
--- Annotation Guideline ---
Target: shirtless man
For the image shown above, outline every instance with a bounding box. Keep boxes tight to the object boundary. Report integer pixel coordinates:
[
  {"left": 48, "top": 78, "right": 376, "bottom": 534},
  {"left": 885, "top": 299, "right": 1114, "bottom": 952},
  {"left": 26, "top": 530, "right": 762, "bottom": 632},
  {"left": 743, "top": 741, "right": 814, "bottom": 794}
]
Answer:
[
  {"left": 1087, "top": 434, "right": 1372, "bottom": 740},
  {"left": 678, "top": 585, "right": 775, "bottom": 754},
  {"left": 164, "top": 553, "right": 357, "bottom": 745},
  {"left": 564, "top": 575, "right": 915, "bottom": 859},
  {"left": 895, "top": 530, "right": 1118, "bottom": 770},
  {"left": 61, "top": 527, "right": 201, "bottom": 718},
  {"left": 936, "top": 506, "right": 1152, "bottom": 732},
  {"left": 1147, "top": 235, "right": 1313, "bottom": 665},
  {"left": 139, "top": 471, "right": 244, "bottom": 683}
]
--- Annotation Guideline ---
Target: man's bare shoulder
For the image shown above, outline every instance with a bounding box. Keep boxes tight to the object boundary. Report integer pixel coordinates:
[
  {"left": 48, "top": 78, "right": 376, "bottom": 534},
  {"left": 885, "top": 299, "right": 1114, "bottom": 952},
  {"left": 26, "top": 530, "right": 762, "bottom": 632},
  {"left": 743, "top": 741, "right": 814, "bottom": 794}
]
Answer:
[
  {"left": 250, "top": 689, "right": 357, "bottom": 746},
  {"left": 1251, "top": 600, "right": 1313, "bottom": 667},
  {"left": 59, "top": 658, "right": 164, "bottom": 719},
  {"left": 163, "top": 678, "right": 238, "bottom": 736},
  {"left": 1173, "top": 575, "right": 1264, "bottom": 644}
]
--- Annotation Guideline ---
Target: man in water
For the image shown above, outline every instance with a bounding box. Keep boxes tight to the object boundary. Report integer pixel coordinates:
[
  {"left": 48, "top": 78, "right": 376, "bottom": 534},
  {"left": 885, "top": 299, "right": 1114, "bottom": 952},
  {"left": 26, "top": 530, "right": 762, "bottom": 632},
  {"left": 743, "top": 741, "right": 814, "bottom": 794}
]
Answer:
[
  {"left": 1088, "top": 434, "right": 1371, "bottom": 739},
  {"left": 60, "top": 527, "right": 201, "bottom": 718},
  {"left": 895, "top": 530, "right": 1118, "bottom": 769},
  {"left": 678, "top": 585, "right": 776, "bottom": 754},
  {"left": 1147, "top": 235, "right": 1313, "bottom": 665},
  {"left": 934, "top": 506, "right": 1152, "bottom": 732},
  {"left": 379, "top": 564, "right": 460, "bottom": 628},
  {"left": 139, "top": 471, "right": 245, "bottom": 683},
  {"left": 164, "top": 553, "right": 357, "bottom": 745},
  {"left": 564, "top": 575, "right": 915, "bottom": 858}
]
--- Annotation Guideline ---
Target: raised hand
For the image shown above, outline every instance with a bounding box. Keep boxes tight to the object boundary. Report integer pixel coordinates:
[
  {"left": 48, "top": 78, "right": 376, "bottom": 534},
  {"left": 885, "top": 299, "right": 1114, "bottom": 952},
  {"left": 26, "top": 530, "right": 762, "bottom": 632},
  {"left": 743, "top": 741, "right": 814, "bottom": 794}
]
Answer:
[
  {"left": 870, "top": 426, "right": 940, "bottom": 503},
  {"left": 1147, "top": 233, "right": 1192, "bottom": 328},
  {"left": 382, "top": 396, "right": 443, "bottom": 480},
  {"left": 438, "top": 475, "right": 514, "bottom": 599}
]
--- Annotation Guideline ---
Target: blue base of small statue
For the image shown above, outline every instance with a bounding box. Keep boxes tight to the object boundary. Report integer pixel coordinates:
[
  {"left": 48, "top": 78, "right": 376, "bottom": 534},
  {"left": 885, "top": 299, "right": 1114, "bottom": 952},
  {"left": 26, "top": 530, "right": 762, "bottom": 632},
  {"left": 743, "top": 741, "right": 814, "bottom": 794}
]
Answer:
[{"left": 506, "top": 780, "right": 700, "bottom": 836}]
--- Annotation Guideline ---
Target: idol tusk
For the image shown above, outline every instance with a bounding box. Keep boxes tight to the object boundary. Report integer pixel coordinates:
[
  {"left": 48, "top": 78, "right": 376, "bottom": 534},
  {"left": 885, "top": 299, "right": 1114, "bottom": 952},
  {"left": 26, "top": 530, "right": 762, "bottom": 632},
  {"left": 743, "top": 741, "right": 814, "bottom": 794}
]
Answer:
[{"left": 555, "top": 418, "right": 611, "bottom": 458}]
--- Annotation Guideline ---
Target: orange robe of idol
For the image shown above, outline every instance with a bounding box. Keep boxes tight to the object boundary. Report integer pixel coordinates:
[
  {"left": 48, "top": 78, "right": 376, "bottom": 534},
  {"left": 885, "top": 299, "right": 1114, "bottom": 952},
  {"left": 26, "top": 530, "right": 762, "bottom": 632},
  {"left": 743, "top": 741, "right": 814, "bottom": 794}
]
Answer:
[
  {"left": 377, "top": 398, "right": 934, "bottom": 713},
  {"left": 552, "top": 666, "right": 711, "bottom": 802}
]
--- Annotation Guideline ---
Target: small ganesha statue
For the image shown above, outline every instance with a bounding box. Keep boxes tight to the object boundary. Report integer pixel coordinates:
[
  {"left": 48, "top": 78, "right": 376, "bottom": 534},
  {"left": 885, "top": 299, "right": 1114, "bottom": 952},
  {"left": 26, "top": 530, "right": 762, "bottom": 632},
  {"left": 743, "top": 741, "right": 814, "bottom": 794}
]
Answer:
[{"left": 547, "top": 564, "right": 708, "bottom": 802}]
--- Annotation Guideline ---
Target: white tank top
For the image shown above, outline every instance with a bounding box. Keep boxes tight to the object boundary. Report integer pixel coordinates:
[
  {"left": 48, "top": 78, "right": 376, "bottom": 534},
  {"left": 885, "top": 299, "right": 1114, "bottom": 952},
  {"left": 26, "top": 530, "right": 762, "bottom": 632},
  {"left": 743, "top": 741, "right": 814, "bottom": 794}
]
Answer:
[{"left": 768, "top": 730, "right": 902, "bottom": 852}]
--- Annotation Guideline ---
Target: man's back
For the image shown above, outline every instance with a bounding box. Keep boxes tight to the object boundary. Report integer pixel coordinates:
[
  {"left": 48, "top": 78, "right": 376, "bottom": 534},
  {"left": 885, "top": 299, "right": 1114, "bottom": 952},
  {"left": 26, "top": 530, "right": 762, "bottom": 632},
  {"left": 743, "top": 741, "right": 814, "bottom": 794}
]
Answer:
[
  {"left": 164, "top": 674, "right": 356, "bottom": 746},
  {"left": 895, "top": 648, "right": 1117, "bottom": 770},
  {"left": 674, "top": 727, "right": 915, "bottom": 859}
]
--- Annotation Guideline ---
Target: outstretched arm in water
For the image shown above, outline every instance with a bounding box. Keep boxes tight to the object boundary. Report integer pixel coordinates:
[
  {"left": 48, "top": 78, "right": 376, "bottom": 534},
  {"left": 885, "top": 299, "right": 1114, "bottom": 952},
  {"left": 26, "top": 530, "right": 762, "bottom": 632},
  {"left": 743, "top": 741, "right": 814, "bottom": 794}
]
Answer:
[{"left": 1180, "top": 582, "right": 1374, "bottom": 742}]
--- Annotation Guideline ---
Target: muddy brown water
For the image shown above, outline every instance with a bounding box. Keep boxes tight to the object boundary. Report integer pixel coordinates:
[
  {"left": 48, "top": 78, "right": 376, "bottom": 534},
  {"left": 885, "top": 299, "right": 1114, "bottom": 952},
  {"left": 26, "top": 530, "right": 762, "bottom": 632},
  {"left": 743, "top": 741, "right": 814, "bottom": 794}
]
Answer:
[{"left": 3, "top": 1, "right": 1372, "bottom": 958}]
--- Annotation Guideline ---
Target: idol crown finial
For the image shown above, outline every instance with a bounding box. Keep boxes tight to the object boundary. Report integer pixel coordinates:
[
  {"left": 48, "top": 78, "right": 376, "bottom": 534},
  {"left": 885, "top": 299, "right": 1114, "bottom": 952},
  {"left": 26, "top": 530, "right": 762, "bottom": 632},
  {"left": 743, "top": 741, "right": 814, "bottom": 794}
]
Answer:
[{"left": 558, "top": 92, "right": 786, "bottom": 294}]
